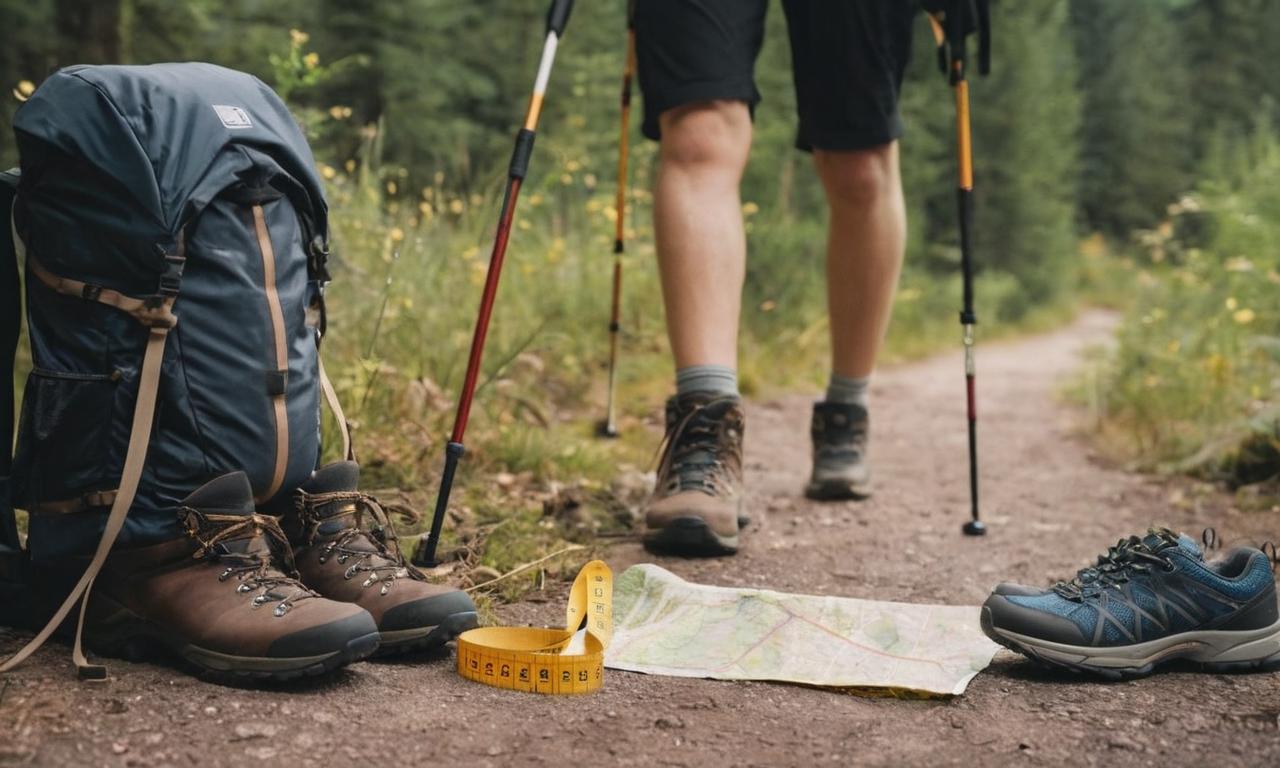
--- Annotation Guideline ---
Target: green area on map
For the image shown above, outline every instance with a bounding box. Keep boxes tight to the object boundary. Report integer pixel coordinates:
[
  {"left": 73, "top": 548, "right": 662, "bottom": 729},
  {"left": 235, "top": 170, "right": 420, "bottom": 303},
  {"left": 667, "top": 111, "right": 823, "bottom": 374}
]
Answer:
[{"left": 605, "top": 565, "right": 1001, "bottom": 696}]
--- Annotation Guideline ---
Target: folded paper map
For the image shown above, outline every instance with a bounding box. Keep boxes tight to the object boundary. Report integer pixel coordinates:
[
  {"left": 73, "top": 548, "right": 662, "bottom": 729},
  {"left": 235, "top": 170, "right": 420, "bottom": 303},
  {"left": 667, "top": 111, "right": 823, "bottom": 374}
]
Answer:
[{"left": 606, "top": 564, "right": 1000, "bottom": 697}]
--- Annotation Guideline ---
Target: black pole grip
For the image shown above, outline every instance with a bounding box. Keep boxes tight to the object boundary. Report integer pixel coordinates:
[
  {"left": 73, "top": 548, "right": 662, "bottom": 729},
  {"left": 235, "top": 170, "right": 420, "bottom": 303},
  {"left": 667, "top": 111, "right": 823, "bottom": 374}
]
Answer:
[
  {"left": 546, "top": 0, "right": 575, "bottom": 37},
  {"left": 509, "top": 129, "right": 537, "bottom": 180}
]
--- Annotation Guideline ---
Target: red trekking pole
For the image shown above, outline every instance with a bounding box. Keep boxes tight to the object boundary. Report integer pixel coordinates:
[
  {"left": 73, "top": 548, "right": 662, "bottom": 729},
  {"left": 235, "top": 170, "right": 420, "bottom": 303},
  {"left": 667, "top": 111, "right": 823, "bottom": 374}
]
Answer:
[{"left": 413, "top": 0, "right": 575, "bottom": 567}]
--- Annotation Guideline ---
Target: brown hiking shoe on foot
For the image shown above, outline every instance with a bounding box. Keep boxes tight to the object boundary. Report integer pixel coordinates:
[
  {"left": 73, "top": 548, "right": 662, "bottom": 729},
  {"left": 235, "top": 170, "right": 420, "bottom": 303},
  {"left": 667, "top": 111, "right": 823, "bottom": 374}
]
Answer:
[
  {"left": 84, "top": 472, "right": 379, "bottom": 681},
  {"left": 644, "top": 394, "right": 746, "bottom": 556},
  {"left": 285, "top": 462, "right": 478, "bottom": 655},
  {"left": 805, "top": 401, "right": 872, "bottom": 501}
]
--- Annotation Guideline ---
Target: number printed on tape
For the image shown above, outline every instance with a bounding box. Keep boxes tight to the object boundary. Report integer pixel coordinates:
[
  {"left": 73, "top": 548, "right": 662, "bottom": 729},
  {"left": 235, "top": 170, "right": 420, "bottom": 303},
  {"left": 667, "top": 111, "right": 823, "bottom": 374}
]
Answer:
[{"left": 456, "top": 560, "right": 612, "bottom": 695}]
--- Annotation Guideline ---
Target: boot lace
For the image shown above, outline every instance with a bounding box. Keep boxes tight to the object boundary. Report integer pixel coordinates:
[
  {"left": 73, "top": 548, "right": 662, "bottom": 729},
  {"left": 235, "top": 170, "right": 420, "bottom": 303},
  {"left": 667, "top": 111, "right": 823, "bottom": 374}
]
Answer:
[
  {"left": 182, "top": 511, "right": 318, "bottom": 617},
  {"left": 296, "top": 491, "right": 418, "bottom": 595},
  {"left": 1052, "top": 529, "right": 1178, "bottom": 601},
  {"left": 654, "top": 401, "right": 741, "bottom": 496}
]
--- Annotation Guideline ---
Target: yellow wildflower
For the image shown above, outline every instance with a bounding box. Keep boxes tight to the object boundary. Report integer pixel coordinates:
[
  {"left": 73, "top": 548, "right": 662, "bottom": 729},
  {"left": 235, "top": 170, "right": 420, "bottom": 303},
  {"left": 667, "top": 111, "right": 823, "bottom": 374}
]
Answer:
[{"left": 1233, "top": 308, "right": 1256, "bottom": 325}]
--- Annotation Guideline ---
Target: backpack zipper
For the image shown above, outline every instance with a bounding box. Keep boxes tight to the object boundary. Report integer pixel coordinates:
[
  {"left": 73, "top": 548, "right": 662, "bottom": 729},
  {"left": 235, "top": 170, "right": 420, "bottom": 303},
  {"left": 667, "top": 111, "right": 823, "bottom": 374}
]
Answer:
[{"left": 250, "top": 204, "right": 289, "bottom": 503}]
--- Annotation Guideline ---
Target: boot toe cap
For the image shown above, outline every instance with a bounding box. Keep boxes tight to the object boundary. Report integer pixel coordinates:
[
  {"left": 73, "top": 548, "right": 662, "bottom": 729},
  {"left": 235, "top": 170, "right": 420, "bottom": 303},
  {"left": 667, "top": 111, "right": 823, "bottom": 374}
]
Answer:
[
  {"left": 380, "top": 588, "right": 477, "bottom": 633},
  {"left": 645, "top": 492, "right": 741, "bottom": 538},
  {"left": 981, "top": 594, "right": 1088, "bottom": 646},
  {"left": 267, "top": 606, "right": 378, "bottom": 658}
]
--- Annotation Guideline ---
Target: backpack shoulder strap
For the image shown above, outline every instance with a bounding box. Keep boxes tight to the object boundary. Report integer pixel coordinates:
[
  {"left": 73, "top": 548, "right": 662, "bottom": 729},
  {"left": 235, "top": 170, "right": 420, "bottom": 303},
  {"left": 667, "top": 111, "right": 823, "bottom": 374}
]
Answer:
[{"left": 1, "top": 170, "right": 21, "bottom": 552}]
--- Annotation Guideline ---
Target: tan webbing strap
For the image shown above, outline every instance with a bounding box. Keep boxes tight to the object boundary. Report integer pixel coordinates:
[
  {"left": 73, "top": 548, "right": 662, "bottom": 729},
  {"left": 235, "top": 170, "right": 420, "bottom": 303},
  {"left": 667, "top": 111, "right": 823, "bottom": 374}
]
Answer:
[
  {"left": 251, "top": 205, "right": 289, "bottom": 503},
  {"left": 26, "top": 258, "right": 178, "bottom": 329},
  {"left": 0, "top": 321, "right": 171, "bottom": 679},
  {"left": 13, "top": 201, "right": 178, "bottom": 330},
  {"left": 317, "top": 355, "right": 354, "bottom": 462}
]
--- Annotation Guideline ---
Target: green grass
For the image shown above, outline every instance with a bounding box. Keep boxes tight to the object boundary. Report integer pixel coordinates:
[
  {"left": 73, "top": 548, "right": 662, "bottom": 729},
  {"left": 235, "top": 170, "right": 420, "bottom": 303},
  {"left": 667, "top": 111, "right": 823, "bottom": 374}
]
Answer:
[{"left": 1073, "top": 131, "right": 1280, "bottom": 491}]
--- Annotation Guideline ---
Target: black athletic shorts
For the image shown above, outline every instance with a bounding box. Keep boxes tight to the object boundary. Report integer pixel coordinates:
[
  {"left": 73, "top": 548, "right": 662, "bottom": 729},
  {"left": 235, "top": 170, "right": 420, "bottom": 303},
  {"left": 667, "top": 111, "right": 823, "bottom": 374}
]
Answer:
[{"left": 635, "top": 0, "right": 917, "bottom": 151}]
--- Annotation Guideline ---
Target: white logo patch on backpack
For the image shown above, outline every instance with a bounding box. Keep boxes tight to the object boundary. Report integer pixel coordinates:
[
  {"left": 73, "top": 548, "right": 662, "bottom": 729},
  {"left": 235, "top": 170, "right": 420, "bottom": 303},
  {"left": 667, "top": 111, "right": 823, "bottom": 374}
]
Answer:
[{"left": 213, "top": 104, "right": 253, "bottom": 129}]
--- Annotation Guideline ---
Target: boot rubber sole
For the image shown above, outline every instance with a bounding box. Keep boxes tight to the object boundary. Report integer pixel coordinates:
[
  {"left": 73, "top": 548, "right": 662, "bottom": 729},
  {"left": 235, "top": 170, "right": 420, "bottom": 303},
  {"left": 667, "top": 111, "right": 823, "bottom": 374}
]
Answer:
[
  {"left": 87, "top": 601, "right": 379, "bottom": 682},
  {"left": 804, "top": 479, "right": 872, "bottom": 501},
  {"left": 982, "top": 606, "right": 1280, "bottom": 679},
  {"left": 643, "top": 517, "right": 739, "bottom": 556},
  {"left": 374, "top": 610, "right": 479, "bottom": 657}
]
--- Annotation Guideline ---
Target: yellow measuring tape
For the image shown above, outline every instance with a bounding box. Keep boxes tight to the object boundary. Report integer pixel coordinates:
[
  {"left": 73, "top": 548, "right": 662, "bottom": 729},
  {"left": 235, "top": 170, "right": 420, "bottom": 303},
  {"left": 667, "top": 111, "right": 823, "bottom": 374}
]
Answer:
[{"left": 456, "top": 559, "right": 612, "bottom": 695}]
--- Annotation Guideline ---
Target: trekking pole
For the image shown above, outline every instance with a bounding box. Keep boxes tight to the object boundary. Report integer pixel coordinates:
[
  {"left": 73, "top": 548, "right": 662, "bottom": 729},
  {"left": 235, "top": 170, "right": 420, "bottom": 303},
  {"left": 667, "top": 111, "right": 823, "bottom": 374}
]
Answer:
[
  {"left": 412, "top": 0, "right": 575, "bottom": 567},
  {"left": 598, "top": 2, "right": 637, "bottom": 439},
  {"left": 926, "top": 1, "right": 990, "bottom": 536}
]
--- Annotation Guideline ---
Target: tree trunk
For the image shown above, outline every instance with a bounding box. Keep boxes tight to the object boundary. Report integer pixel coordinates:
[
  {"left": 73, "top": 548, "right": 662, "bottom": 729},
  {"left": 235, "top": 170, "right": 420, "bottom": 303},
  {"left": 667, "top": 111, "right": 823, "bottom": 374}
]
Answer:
[{"left": 54, "top": 0, "right": 122, "bottom": 66}]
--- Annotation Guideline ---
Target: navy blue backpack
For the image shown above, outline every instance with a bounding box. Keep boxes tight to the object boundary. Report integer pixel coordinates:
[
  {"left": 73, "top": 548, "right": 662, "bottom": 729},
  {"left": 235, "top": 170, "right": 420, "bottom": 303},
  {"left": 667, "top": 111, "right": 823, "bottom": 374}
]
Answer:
[{"left": 0, "top": 63, "right": 352, "bottom": 672}]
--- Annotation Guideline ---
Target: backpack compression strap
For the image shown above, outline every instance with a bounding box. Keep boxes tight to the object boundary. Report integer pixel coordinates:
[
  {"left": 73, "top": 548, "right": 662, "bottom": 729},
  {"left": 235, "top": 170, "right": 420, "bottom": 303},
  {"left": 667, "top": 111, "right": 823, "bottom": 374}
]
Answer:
[
  {"left": 318, "top": 356, "right": 353, "bottom": 462},
  {"left": 0, "top": 229, "right": 186, "bottom": 680}
]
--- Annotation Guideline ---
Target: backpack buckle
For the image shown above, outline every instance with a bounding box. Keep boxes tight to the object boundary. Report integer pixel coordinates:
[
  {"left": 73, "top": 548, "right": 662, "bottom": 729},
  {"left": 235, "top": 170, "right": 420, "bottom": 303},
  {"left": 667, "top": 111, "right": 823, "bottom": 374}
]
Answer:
[{"left": 158, "top": 253, "right": 187, "bottom": 297}]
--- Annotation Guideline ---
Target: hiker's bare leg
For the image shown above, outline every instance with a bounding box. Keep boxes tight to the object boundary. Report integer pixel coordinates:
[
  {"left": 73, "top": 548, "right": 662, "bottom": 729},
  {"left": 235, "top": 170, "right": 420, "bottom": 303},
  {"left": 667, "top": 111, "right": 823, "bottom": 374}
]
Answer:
[
  {"left": 654, "top": 101, "right": 753, "bottom": 370},
  {"left": 815, "top": 141, "right": 906, "bottom": 379}
]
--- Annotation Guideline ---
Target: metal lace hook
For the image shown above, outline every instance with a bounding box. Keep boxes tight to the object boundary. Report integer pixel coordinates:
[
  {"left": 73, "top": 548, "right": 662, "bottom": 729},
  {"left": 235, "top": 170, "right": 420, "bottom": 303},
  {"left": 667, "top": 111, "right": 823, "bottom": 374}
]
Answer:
[{"left": 1201, "top": 527, "right": 1219, "bottom": 552}]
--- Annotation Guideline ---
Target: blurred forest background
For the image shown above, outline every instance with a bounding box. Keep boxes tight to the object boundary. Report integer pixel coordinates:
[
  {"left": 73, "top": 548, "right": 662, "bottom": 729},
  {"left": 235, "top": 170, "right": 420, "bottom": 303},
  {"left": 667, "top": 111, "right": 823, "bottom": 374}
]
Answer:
[{"left": 4, "top": 0, "right": 1280, "bottom": 571}]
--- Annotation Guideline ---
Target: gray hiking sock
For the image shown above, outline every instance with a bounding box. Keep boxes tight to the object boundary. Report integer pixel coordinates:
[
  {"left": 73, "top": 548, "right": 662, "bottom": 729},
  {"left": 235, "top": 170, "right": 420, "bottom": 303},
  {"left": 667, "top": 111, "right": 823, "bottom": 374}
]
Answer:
[
  {"left": 825, "top": 373, "right": 869, "bottom": 408},
  {"left": 676, "top": 364, "right": 739, "bottom": 398}
]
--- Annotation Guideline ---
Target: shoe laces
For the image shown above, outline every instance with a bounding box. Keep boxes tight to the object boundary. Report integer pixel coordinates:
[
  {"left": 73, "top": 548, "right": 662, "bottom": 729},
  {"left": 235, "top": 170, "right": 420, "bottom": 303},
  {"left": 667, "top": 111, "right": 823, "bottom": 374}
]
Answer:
[
  {"left": 654, "top": 400, "right": 740, "bottom": 496},
  {"left": 296, "top": 491, "right": 420, "bottom": 595},
  {"left": 813, "top": 407, "right": 868, "bottom": 455},
  {"left": 1052, "top": 529, "right": 1179, "bottom": 601},
  {"left": 181, "top": 511, "right": 318, "bottom": 617}
]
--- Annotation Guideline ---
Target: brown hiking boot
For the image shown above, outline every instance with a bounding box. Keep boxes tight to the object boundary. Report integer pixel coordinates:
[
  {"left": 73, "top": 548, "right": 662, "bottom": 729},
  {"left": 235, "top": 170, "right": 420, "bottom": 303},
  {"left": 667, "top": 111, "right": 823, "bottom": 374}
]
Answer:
[
  {"left": 285, "top": 462, "right": 478, "bottom": 655},
  {"left": 644, "top": 394, "right": 746, "bottom": 555},
  {"left": 83, "top": 472, "right": 379, "bottom": 680},
  {"left": 805, "top": 401, "right": 872, "bottom": 500}
]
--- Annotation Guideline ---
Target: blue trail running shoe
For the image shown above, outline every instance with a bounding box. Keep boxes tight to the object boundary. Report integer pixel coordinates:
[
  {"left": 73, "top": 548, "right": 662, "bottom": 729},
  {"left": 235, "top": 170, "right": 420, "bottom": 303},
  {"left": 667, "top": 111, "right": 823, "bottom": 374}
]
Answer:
[{"left": 981, "top": 528, "right": 1280, "bottom": 678}]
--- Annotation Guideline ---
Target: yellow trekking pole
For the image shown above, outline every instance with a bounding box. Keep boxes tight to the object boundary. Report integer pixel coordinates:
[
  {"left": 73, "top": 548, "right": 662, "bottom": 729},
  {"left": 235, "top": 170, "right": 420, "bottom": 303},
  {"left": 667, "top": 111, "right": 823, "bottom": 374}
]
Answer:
[{"left": 598, "top": 1, "right": 637, "bottom": 439}]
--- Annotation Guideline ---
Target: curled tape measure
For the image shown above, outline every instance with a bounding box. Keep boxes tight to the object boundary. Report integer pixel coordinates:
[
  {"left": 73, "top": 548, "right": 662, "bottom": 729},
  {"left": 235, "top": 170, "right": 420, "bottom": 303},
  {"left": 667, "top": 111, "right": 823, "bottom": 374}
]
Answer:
[{"left": 457, "top": 559, "right": 612, "bottom": 695}]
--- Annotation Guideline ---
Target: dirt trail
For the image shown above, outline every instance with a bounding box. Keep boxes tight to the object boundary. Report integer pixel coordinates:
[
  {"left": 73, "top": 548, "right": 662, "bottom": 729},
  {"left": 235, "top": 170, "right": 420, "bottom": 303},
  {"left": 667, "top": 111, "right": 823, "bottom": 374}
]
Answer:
[{"left": 3, "top": 310, "right": 1278, "bottom": 767}]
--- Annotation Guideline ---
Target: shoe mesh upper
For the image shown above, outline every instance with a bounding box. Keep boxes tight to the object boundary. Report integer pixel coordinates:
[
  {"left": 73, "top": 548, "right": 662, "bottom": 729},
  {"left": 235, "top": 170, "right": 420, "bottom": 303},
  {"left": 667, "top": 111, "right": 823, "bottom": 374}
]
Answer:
[{"left": 1007, "top": 533, "right": 1275, "bottom": 646}]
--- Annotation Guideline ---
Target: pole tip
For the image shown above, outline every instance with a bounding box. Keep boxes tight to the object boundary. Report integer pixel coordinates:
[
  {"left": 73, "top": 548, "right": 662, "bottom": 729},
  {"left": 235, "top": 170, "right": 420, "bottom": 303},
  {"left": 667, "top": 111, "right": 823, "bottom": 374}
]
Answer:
[
  {"left": 962, "top": 520, "right": 988, "bottom": 537},
  {"left": 596, "top": 421, "right": 620, "bottom": 439}
]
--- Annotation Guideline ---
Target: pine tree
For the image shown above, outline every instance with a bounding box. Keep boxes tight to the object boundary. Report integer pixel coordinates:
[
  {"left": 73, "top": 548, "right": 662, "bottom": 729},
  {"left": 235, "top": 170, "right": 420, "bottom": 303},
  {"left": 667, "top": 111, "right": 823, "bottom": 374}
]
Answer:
[
  {"left": 1072, "top": 0, "right": 1193, "bottom": 237},
  {"left": 969, "top": 0, "right": 1081, "bottom": 318}
]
